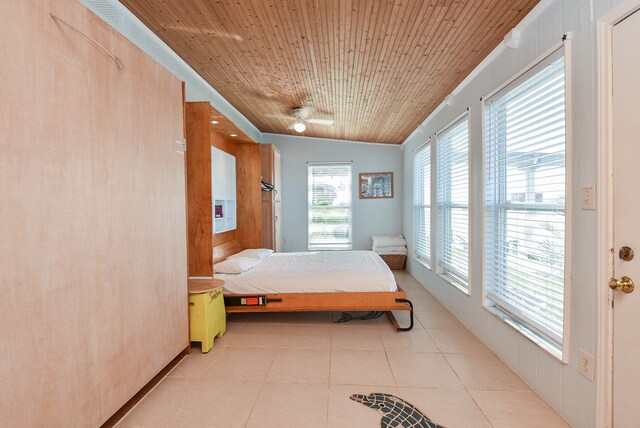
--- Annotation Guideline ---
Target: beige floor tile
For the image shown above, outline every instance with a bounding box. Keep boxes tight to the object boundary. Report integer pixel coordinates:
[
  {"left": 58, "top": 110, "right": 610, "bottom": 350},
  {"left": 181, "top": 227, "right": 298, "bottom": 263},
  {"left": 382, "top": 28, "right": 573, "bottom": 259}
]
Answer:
[
  {"left": 387, "top": 352, "right": 463, "bottom": 389},
  {"left": 245, "top": 312, "right": 291, "bottom": 324},
  {"left": 287, "top": 311, "right": 334, "bottom": 325},
  {"left": 225, "top": 313, "right": 249, "bottom": 323},
  {"left": 388, "top": 310, "right": 415, "bottom": 329},
  {"left": 124, "top": 271, "right": 569, "bottom": 428},
  {"left": 327, "top": 384, "right": 399, "bottom": 428},
  {"left": 331, "top": 326, "right": 384, "bottom": 351},
  {"left": 226, "top": 322, "right": 286, "bottom": 348},
  {"left": 219, "top": 320, "right": 242, "bottom": 336},
  {"left": 202, "top": 346, "right": 276, "bottom": 381},
  {"left": 470, "top": 390, "right": 569, "bottom": 428},
  {"left": 397, "top": 387, "right": 492, "bottom": 428},
  {"left": 427, "top": 328, "right": 493, "bottom": 355},
  {"left": 411, "top": 297, "right": 448, "bottom": 312},
  {"left": 118, "top": 378, "right": 197, "bottom": 428},
  {"left": 416, "top": 310, "right": 465, "bottom": 329},
  {"left": 266, "top": 348, "right": 330, "bottom": 384},
  {"left": 393, "top": 270, "right": 422, "bottom": 287},
  {"left": 445, "top": 353, "right": 530, "bottom": 391},
  {"left": 167, "top": 348, "right": 222, "bottom": 379},
  {"left": 379, "top": 324, "right": 439, "bottom": 353},
  {"left": 405, "top": 288, "right": 437, "bottom": 301},
  {"left": 330, "top": 350, "right": 395, "bottom": 386},
  {"left": 163, "top": 379, "right": 261, "bottom": 428},
  {"left": 279, "top": 324, "right": 333, "bottom": 349},
  {"left": 246, "top": 382, "right": 329, "bottom": 428}
]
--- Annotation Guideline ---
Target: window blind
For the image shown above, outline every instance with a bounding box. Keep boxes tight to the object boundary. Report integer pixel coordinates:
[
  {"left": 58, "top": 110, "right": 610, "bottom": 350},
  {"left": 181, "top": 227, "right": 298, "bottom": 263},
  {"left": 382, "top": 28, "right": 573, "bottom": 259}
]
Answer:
[
  {"left": 484, "top": 49, "right": 566, "bottom": 354},
  {"left": 436, "top": 115, "right": 469, "bottom": 290},
  {"left": 308, "top": 162, "right": 352, "bottom": 250},
  {"left": 413, "top": 142, "right": 431, "bottom": 265}
]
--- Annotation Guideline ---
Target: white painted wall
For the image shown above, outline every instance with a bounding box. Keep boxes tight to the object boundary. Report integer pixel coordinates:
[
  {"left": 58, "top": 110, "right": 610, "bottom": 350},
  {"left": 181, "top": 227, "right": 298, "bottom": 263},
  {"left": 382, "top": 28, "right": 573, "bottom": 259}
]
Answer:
[
  {"left": 263, "top": 134, "right": 403, "bottom": 252},
  {"left": 401, "top": 1, "right": 629, "bottom": 426}
]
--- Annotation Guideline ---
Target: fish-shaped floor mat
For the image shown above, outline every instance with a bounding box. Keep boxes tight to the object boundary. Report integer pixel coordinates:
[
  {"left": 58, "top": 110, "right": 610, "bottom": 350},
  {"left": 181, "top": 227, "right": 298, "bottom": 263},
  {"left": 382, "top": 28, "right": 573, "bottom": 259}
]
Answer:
[{"left": 351, "top": 392, "right": 445, "bottom": 427}]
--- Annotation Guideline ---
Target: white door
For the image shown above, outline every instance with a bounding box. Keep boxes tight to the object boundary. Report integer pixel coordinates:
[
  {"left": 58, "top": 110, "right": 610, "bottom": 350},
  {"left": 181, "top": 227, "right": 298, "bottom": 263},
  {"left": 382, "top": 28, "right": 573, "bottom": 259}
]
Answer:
[{"left": 612, "top": 9, "right": 640, "bottom": 427}]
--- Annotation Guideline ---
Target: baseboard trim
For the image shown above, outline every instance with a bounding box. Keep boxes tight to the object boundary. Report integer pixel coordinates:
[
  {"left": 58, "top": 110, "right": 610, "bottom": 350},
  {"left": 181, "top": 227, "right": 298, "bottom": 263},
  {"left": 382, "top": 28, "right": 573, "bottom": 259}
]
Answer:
[{"left": 100, "top": 347, "right": 189, "bottom": 428}]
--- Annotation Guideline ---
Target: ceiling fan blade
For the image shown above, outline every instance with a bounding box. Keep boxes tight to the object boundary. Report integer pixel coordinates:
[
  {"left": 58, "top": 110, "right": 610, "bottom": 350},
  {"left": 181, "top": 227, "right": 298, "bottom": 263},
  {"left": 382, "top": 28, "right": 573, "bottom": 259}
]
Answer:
[
  {"left": 297, "top": 106, "right": 316, "bottom": 118},
  {"left": 307, "top": 118, "right": 335, "bottom": 126},
  {"left": 265, "top": 113, "right": 294, "bottom": 120}
]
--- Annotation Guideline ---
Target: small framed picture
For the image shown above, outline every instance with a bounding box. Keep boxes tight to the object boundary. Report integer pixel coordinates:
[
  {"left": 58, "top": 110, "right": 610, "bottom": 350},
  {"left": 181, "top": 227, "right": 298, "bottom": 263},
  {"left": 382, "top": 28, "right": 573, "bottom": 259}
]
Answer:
[{"left": 359, "top": 172, "right": 394, "bottom": 199}]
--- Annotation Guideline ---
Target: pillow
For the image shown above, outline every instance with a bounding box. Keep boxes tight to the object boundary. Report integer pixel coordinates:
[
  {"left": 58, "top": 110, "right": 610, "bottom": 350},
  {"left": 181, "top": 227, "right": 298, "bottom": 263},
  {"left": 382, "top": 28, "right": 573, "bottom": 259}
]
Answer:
[
  {"left": 371, "top": 234, "right": 407, "bottom": 247},
  {"left": 214, "top": 257, "right": 262, "bottom": 274},
  {"left": 228, "top": 248, "right": 273, "bottom": 260}
]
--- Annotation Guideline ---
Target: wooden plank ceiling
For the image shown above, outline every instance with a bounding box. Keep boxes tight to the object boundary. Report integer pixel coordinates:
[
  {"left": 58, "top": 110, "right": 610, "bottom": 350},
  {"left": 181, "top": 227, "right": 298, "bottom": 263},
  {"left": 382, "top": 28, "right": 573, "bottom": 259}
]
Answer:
[{"left": 120, "top": 0, "right": 540, "bottom": 145}]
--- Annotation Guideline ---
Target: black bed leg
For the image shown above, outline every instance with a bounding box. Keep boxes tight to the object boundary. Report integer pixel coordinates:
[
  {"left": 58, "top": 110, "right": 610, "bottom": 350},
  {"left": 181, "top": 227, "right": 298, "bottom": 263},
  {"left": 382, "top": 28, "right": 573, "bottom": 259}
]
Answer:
[{"left": 395, "top": 298, "right": 414, "bottom": 332}]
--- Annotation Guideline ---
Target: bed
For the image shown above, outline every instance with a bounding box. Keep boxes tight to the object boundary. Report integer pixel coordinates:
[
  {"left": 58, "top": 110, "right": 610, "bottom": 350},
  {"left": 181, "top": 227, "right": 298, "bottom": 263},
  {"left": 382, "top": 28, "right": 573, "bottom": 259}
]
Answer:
[{"left": 213, "top": 241, "right": 414, "bottom": 331}]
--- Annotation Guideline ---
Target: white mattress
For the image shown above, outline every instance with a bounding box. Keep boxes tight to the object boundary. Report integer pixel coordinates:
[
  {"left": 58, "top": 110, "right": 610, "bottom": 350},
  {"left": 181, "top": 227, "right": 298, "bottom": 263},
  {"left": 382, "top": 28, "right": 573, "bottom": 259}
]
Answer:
[{"left": 216, "top": 251, "right": 397, "bottom": 294}]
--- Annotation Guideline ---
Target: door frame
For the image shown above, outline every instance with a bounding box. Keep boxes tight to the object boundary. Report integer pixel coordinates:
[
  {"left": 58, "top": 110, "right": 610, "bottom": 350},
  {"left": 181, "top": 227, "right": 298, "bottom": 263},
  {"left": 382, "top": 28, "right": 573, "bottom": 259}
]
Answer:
[{"left": 596, "top": 1, "right": 640, "bottom": 426}]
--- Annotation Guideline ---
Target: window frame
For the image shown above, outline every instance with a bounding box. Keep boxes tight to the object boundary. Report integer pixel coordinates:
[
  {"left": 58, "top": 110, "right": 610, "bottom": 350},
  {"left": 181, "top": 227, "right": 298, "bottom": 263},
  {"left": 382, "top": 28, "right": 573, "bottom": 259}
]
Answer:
[
  {"left": 413, "top": 138, "right": 432, "bottom": 268},
  {"left": 482, "top": 43, "right": 571, "bottom": 362},
  {"left": 435, "top": 111, "right": 471, "bottom": 294},
  {"left": 307, "top": 161, "right": 353, "bottom": 251}
]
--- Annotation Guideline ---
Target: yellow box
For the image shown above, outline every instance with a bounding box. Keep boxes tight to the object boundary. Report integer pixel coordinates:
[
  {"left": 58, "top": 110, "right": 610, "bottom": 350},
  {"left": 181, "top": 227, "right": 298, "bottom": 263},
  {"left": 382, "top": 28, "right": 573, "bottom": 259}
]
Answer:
[{"left": 189, "top": 286, "right": 226, "bottom": 353}]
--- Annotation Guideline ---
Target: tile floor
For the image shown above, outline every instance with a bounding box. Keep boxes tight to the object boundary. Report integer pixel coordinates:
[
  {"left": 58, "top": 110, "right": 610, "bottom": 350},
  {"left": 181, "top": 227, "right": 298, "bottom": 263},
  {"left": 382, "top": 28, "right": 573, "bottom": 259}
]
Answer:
[{"left": 117, "top": 271, "right": 570, "bottom": 428}]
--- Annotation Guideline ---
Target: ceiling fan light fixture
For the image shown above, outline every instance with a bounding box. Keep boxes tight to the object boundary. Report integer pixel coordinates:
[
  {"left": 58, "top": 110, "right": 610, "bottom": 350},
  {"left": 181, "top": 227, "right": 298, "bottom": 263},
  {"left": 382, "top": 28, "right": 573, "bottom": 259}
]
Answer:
[{"left": 293, "top": 121, "right": 306, "bottom": 133}]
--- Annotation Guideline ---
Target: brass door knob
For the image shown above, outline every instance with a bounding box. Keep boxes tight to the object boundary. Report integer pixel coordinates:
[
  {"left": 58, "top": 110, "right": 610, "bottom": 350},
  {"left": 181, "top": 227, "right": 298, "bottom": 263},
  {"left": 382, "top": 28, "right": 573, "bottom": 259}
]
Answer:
[{"left": 609, "top": 276, "right": 635, "bottom": 293}]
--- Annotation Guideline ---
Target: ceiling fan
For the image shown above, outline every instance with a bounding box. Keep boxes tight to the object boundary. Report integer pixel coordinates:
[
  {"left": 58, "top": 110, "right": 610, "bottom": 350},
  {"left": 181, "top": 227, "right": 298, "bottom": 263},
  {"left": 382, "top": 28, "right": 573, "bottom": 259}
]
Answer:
[{"left": 265, "top": 106, "right": 335, "bottom": 133}]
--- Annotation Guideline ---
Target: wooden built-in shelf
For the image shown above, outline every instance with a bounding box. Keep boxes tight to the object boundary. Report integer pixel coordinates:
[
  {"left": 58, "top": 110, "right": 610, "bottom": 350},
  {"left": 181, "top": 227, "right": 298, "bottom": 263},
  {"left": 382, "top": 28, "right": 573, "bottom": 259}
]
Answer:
[{"left": 186, "top": 102, "right": 262, "bottom": 277}]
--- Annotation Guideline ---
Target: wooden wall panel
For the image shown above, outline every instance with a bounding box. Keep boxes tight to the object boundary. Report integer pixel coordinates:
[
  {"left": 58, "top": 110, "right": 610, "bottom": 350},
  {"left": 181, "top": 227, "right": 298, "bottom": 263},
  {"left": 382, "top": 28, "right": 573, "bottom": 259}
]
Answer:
[
  {"left": 186, "top": 102, "right": 213, "bottom": 277},
  {"left": 235, "top": 143, "right": 262, "bottom": 250},
  {"left": 0, "top": 0, "right": 187, "bottom": 425},
  {"left": 211, "top": 130, "right": 237, "bottom": 156},
  {"left": 87, "top": 19, "right": 188, "bottom": 419},
  {"left": 212, "top": 229, "right": 237, "bottom": 247}
]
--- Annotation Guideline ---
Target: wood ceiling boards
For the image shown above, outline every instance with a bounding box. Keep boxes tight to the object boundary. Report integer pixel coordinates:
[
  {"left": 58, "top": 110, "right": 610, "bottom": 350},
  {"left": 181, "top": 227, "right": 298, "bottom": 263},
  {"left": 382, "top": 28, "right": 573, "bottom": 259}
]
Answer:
[{"left": 120, "top": 0, "right": 540, "bottom": 145}]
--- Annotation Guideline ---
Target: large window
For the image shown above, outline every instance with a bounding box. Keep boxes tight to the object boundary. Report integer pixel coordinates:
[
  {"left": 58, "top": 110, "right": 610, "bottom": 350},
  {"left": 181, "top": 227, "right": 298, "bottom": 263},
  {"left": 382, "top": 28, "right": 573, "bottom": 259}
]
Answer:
[
  {"left": 308, "top": 162, "right": 352, "bottom": 250},
  {"left": 484, "top": 49, "right": 566, "bottom": 358},
  {"left": 413, "top": 141, "right": 431, "bottom": 266},
  {"left": 437, "top": 114, "right": 470, "bottom": 292}
]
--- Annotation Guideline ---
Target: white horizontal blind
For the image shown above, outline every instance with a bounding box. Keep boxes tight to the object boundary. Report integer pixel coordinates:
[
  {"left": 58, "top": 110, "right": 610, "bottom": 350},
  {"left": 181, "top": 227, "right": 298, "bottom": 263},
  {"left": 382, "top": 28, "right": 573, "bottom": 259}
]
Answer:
[
  {"left": 308, "top": 162, "right": 352, "bottom": 250},
  {"left": 437, "top": 115, "right": 469, "bottom": 290},
  {"left": 413, "top": 142, "right": 431, "bottom": 265},
  {"left": 484, "top": 50, "right": 566, "bottom": 353}
]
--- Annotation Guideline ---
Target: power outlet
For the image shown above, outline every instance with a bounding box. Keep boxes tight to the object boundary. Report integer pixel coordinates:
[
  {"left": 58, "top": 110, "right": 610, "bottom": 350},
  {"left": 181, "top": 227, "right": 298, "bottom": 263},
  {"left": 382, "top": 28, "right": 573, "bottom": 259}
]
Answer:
[
  {"left": 582, "top": 186, "right": 596, "bottom": 210},
  {"left": 579, "top": 349, "right": 595, "bottom": 382}
]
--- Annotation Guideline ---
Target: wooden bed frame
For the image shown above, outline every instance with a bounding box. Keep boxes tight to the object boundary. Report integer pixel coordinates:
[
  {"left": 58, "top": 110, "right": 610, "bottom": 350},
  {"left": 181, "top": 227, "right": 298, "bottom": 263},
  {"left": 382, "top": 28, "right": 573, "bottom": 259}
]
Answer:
[{"left": 213, "top": 241, "right": 414, "bottom": 331}]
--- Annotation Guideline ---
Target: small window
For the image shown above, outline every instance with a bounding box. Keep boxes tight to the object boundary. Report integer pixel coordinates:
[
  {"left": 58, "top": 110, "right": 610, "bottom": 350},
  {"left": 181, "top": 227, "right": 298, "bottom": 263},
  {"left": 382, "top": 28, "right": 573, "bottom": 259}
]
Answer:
[
  {"left": 436, "top": 114, "right": 470, "bottom": 293},
  {"left": 484, "top": 48, "right": 567, "bottom": 358},
  {"left": 413, "top": 141, "right": 431, "bottom": 266},
  {"left": 308, "top": 162, "right": 352, "bottom": 250}
]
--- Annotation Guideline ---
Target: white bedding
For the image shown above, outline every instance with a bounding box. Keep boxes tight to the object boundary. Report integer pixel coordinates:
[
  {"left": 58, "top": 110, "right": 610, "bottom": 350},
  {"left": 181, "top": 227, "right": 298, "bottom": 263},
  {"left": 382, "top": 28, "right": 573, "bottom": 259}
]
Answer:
[{"left": 216, "top": 251, "right": 397, "bottom": 294}]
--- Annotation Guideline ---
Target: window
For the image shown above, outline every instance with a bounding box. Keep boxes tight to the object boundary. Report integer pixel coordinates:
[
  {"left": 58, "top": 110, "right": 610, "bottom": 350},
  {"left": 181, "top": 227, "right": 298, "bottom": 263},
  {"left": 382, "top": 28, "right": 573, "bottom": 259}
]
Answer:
[
  {"left": 413, "top": 141, "right": 431, "bottom": 266},
  {"left": 484, "top": 49, "right": 566, "bottom": 358},
  {"left": 436, "top": 114, "right": 470, "bottom": 292},
  {"left": 308, "top": 162, "right": 352, "bottom": 250}
]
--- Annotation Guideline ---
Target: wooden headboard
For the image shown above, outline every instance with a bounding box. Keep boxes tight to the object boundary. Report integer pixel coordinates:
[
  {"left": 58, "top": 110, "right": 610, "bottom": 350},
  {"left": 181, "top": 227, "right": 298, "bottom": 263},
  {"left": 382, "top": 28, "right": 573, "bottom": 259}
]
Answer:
[{"left": 213, "top": 239, "right": 243, "bottom": 264}]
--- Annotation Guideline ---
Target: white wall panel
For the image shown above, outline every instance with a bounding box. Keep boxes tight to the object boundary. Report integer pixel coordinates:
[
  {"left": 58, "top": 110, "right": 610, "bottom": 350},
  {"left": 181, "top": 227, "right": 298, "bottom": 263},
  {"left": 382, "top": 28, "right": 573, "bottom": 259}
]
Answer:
[
  {"left": 262, "top": 134, "right": 403, "bottom": 252},
  {"left": 401, "top": 0, "right": 629, "bottom": 425}
]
